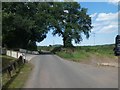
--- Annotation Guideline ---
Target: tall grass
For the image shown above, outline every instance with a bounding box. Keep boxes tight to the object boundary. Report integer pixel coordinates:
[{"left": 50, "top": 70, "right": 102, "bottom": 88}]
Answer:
[{"left": 56, "top": 44, "right": 116, "bottom": 62}]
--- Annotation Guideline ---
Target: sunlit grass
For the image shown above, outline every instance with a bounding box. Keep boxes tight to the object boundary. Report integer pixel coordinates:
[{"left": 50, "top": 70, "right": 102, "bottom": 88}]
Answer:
[{"left": 56, "top": 44, "right": 116, "bottom": 62}]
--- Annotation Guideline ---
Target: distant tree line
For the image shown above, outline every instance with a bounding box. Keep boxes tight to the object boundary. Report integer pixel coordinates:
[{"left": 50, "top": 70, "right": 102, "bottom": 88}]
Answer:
[{"left": 2, "top": 2, "right": 92, "bottom": 50}]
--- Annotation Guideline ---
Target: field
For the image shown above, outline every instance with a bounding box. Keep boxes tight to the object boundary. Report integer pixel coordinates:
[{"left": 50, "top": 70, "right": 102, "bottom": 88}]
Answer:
[
  {"left": 38, "top": 44, "right": 117, "bottom": 65},
  {"left": 58, "top": 45, "right": 115, "bottom": 59}
]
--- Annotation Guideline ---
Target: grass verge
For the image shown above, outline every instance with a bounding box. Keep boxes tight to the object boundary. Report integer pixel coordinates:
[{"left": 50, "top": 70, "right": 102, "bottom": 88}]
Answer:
[
  {"left": 56, "top": 49, "right": 90, "bottom": 62},
  {"left": 2, "top": 63, "right": 32, "bottom": 89},
  {"left": 56, "top": 44, "right": 117, "bottom": 62}
]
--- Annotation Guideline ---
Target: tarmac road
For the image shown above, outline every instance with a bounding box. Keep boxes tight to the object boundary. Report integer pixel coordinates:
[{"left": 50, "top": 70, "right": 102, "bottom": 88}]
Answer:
[{"left": 24, "top": 54, "right": 118, "bottom": 88}]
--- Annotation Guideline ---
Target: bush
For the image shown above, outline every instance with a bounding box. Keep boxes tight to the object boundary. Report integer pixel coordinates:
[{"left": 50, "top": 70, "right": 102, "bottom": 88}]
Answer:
[{"left": 51, "top": 46, "right": 62, "bottom": 53}]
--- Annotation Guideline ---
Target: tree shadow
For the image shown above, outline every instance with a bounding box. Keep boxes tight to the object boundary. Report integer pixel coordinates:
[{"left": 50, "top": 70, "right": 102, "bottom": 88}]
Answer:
[{"left": 39, "top": 51, "right": 54, "bottom": 55}]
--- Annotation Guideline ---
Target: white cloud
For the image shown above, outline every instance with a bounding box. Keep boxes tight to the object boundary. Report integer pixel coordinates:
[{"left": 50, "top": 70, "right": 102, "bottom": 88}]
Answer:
[
  {"left": 90, "top": 13, "right": 97, "bottom": 18},
  {"left": 98, "top": 25, "right": 117, "bottom": 33},
  {"left": 91, "top": 12, "right": 118, "bottom": 34},
  {"left": 108, "top": 0, "right": 119, "bottom": 5},
  {"left": 96, "top": 13, "right": 118, "bottom": 21}
]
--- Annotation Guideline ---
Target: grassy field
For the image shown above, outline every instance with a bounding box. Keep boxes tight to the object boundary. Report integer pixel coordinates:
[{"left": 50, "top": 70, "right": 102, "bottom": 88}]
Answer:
[
  {"left": 56, "top": 44, "right": 117, "bottom": 62},
  {"left": 56, "top": 48, "right": 89, "bottom": 62},
  {"left": 38, "top": 44, "right": 117, "bottom": 62}
]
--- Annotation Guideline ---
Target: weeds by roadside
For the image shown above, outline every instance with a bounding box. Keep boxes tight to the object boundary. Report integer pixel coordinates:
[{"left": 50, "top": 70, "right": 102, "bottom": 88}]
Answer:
[
  {"left": 55, "top": 44, "right": 117, "bottom": 63},
  {"left": 1, "top": 55, "right": 33, "bottom": 89},
  {"left": 2, "top": 63, "right": 32, "bottom": 89}
]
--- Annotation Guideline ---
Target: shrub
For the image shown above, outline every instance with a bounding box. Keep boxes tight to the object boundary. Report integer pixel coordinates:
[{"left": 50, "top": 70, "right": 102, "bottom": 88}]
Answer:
[{"left": 51, "top": 46, "right": 62, "bottom": 53}]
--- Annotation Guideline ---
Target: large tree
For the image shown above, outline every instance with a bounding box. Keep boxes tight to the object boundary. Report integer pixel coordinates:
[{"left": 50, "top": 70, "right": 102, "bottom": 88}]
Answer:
[
  {"left": 2, "top": 2, "right": 51, "bottom": 50},
  {"left": 49, "top": 2, "right": 92, "bottom": 47},
  {"left": 2, "top": 2, "right": 92, "bottom": 49}
]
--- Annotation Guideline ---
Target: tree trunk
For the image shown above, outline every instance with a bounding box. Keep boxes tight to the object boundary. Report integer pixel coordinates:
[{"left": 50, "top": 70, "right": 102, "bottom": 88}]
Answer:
[
  {"left": 63, "top": 37, "right": 66, "bottom": 47},
  {"left": 63, "top": 36, "right": 73, "bottom": 48}
]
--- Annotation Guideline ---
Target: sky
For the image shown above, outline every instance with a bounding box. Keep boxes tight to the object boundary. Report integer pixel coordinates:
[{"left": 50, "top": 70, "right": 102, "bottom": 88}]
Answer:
[{"left": 36, "top": 1, "right": 118, "bottom": 46}]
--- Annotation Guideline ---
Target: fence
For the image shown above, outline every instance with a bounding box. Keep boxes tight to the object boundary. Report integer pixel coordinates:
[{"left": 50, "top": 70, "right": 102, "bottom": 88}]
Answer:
[
  {"left": 2, "top": 56, "right": 26, "bottom": 88},
  {"left": 6, "top": 50, "right": 24, "bottom": 59},
  {"left": 6, "top": 49, "right": 39, "bottom": 60},
  {"left": 1, "top": 48, "right": 39, "bottom": 87},
  {"left": 2, "top": 56, "right": 26, "bottom": 78},
  {"left": 19, "top": 49, "right": 39, "bottom": 54}
]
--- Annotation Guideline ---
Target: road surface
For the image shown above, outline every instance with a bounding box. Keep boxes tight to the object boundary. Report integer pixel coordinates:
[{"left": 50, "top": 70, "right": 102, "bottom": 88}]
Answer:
[{"left": 24, "top": 54, "right": 118, "bottom": 88}]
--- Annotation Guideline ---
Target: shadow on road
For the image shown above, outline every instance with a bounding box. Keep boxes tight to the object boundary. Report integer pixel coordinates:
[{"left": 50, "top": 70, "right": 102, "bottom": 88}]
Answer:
[{"left": 39, "top": 51, "right": 54, "bottom": 55}]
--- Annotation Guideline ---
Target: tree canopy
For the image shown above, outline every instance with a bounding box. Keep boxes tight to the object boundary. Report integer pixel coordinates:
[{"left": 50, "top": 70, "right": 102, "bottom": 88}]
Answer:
[
  {"left": 2, "top": 2, "right": 92, "bottom": 49},
  {"left": 49, "top": 2, "right": 92, "bottom": 47},
  {"left": 2, "top": 2, "right": 51, "bottom": 50}
]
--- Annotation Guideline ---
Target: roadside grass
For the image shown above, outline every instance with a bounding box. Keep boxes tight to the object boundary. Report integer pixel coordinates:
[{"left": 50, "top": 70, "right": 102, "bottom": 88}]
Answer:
[
  {"left": 1, "top": 55, "right": 33, "bottom": 89},
  {"left": 56, "top": 44, "right": 116, "bottom": 62},
  {"left": 2, "top": 63, "right": 32, "bottom": 89},
  {"left": 1, "top": 55, "right": 16, "bottom": 68},
  {"left": 82, "top": 45, "right": 115, "bottom": 58},
  {"left": 56, "top": 49, "right": 90, "bottom": 62}
]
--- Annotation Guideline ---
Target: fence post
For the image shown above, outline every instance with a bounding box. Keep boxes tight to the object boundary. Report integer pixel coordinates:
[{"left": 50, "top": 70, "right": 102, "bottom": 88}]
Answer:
[
  {"left": 10, "top": 50, "right": 11, "bottom": 56},
  {"left": 7, "top": 66, "right": 12, "bottom": 78},
  {"left": 17, "top": 52, "right": 18, "bottom": 58},
  {"left": 23, "top": 59, "right": 26, "bottom": 63},
  {"left": 2, "top": 54, "right": 27, "bottom": 80},
  {"left": 12, "top": 62, "right": 16, "bottom": 74},
  {"left": 7, "top": 70, "right": 11, "bottom": 78}
]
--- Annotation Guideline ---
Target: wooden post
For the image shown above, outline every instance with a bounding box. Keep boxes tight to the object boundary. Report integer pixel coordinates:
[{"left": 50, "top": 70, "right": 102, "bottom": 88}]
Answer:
[
  {"left": 7, "top": 68, "right": 11, "bottom": 79},
  {"left": 118, "top": 55, "right": 120, "bottom": 90},
  {"left": 118, "top": 56, "right": 120, "bottom": 68},
  {"left": 17, "top": 52, "right": 18, "bottom": 58},
  {"left": 12, "top": 63, "right": 16, "bottom": 75}
]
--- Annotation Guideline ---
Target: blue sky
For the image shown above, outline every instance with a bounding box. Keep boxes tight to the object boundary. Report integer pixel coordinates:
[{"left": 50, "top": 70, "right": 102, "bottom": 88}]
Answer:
[{"left": 36, "top": 2, "right": 118, "bottom": 46}]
